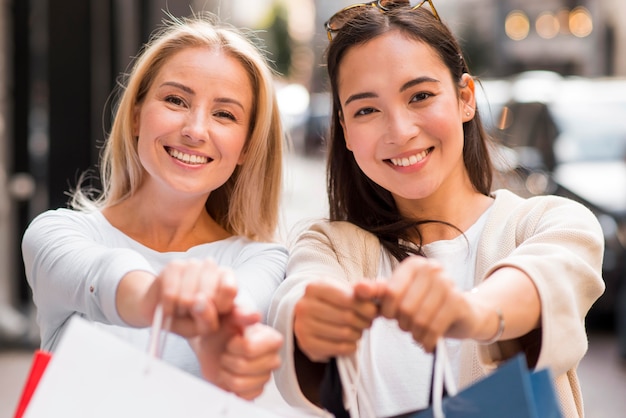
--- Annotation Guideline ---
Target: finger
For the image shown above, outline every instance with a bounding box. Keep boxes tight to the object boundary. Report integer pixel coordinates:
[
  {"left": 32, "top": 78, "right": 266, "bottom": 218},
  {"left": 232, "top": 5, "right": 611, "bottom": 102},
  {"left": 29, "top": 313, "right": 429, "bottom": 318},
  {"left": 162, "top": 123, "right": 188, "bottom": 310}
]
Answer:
[
  {"left": 303, "top": 281, "right": 378, "bottom": 327},
  {"left": 230, "top": 306, "right": 261, "bottom": 330},
  {"left": 295, "top": 332, "right": 359, "bottom": 361},
  {"left": 305, "top": 280, "right": 354, "bottom": 308},
  {"left": 214, "top": 267, "right": 238, "bottom": 314},
  {"left": 217, "top": 327, "right": 282, "bottom": 400},
  {"left": 175, "top": 259, "right": 204, "bottom": 316},
  {"left": 219, "top": 371, "right": 271, "bottom": 401},
  {"left": 353, "top": 280, "right": 386, "bottom": 302},
  {"left": 351, "top": 298, "right": 381, "bottom": 324},
  {"left": 294, "top": 299, "right": 365, "bottom": 359},
  {"left": 298, "top": 293, "right": 373, "bottom": 331},
  {"left": 227, "top": 324, "right": 283, "bottom": 357},
  {"left": 380, "top": 256, "right": 429, "bottom": 319},
  {"left": 416, "top": 300, "right": 456, "bottom": 353},
  {"left": 167, "top": 316, "right": 200, "bottom": 338},
  {"left": 400, "top": 265, "right": 453, "bottom": 339},
  {"left": 159, "top": 261, "right": 184, "bottom": 318},
  {"left": 192, "top": 259, "right": 221, "bottom": 333},
  {"left": 396, "top": 277, "right": 431, "bottom": 332},
  {"left": 191, "top": 292, "right": 219, "bottom": 334}
]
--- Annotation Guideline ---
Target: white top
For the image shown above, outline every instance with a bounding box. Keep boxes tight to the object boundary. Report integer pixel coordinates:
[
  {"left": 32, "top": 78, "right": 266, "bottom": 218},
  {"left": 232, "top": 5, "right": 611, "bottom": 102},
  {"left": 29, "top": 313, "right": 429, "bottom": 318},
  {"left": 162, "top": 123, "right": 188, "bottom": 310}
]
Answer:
[
  {"left": 358, "top": 207, "right": 491, "bottom": 416},
  {"left": 22, "top": 208, "right": 288, "bottom": 377}
]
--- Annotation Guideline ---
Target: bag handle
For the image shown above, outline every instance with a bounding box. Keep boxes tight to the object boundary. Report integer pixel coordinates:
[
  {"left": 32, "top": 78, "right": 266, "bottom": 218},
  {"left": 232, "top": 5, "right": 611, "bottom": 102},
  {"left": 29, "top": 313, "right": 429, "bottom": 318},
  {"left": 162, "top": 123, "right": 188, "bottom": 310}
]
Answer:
[
  {"left": 147, "top": 304, "right": 172, "bottom": 361},
  {"left": 336, "top": 353, "right": 376, "bottom": 418},
  {"left": 336, "top": 339, "right": 459, "bottom": 418},
  {"left": 431, "top": 340, "right": 458, "bottom": 418}
]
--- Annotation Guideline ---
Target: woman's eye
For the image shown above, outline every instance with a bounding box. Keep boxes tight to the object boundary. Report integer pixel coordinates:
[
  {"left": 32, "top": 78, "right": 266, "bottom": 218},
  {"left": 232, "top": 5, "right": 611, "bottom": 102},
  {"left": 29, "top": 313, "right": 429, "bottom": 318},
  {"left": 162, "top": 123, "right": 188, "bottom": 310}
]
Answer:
[
  {"left": 165, "top": 95, "right": 186, "bottom": 106},
  {"left": 215, "top": 110, "right": 236, "bottom": 121},
  {"left": 410, "top": 92, "right": 432, "bottom": 103},
  {"left": 355, "top": 107, "right": 377, "bottom": 117}
]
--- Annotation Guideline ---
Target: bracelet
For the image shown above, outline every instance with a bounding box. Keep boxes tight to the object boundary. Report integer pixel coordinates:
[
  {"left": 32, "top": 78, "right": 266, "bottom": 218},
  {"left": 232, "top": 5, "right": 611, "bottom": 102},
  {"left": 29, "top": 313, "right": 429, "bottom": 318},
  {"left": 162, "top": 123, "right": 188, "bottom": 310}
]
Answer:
[{"left": 477, "top": 307, "right": 505, "bottom": 345}]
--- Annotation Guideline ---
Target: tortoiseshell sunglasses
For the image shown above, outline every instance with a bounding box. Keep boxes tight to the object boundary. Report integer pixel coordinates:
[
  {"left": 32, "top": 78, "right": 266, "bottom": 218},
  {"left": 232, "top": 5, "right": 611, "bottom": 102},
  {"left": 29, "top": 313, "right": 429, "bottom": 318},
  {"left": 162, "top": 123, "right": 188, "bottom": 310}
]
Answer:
[{"left": 324, "top": 0, "right": 441, "bottom": 41}]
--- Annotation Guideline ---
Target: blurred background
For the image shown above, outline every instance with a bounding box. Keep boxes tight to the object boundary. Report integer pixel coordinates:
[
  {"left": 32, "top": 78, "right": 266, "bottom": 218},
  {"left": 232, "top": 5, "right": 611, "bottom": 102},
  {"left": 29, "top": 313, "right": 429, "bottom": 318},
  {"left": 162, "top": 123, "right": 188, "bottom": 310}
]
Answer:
[{"left": 1, "top": 0, "right": 625, "bottom": 416}]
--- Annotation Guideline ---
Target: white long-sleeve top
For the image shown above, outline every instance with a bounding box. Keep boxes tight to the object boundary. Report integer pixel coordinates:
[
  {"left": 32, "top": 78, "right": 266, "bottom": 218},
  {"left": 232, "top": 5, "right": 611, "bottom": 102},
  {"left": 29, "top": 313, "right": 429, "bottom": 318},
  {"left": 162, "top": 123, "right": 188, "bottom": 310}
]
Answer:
[{"left": 22, "top": 208, "right": 288, "bottom": 377}]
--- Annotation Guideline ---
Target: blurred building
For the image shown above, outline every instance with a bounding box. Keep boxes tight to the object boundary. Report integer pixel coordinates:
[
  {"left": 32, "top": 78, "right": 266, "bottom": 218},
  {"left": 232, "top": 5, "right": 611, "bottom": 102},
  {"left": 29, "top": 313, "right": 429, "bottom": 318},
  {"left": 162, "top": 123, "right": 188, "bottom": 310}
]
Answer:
[{"left": 312, "top": 0, "right": 625, "bottom": 86}]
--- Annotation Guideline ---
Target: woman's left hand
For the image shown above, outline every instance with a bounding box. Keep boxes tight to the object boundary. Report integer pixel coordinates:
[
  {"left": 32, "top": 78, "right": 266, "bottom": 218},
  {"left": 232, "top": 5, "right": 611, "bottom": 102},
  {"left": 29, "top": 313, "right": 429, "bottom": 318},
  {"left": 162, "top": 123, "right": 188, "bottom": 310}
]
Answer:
[
  {"left": 191, "top": 307, "right": 284, "bottom": 400},
  {"left": 377, "top": 255, "right": 470, "bottom": 353}
]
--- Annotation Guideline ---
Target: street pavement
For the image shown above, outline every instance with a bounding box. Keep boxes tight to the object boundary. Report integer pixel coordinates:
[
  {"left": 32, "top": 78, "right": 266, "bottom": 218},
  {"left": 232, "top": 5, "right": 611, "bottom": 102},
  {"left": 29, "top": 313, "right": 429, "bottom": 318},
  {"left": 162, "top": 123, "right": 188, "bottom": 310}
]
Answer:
[{"left": 2, "top": 152, "right": 625, "bottom": 417}]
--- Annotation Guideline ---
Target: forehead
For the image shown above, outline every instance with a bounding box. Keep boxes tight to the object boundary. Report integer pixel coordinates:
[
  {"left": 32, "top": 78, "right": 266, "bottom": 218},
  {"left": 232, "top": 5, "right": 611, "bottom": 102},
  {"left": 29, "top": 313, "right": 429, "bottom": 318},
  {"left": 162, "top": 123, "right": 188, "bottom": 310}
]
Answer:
[
  {"left": 339, "top": 30, "right": 447, "bottom": 78},
  {"left": 159, "top": 46, "right": 250, "bottom": 80},
  {"left": 337, "top": 30, "right": 452, "bottom": 93}
]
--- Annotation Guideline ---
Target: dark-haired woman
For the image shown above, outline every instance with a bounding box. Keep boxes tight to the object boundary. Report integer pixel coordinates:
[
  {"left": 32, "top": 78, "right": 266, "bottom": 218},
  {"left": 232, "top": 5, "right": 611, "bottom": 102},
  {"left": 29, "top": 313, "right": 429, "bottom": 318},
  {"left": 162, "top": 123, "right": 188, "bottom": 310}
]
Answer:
[{"left": 269, "top": 1, "right": 604, "bottom": 416}]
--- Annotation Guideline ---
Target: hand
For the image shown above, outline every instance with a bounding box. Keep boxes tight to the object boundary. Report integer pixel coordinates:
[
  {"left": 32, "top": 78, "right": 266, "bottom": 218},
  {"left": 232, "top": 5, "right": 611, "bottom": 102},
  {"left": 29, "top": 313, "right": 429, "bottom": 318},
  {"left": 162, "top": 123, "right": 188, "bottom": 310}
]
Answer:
[
  {"left": 377, "top": 256, "right": 469, "bottom": 353},
  {"left": 156, "top": 258, "right": 238, "bottom": 337},
  {"left": 293, "top": 280, "right": 380, "bottom": 363},
  {"left": 191, "top": 307, "right": 283, "bottom": 400}
]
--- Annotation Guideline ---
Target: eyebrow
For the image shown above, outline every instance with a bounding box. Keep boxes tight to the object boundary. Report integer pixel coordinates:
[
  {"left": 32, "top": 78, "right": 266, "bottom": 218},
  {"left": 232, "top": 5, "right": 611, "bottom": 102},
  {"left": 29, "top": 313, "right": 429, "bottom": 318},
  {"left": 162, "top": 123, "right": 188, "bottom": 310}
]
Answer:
[
  {"left": 160, "top": 81, "right": 245, "bottom": 110},
  {"left": 400, "top": 76, "right": 440, "bottom": 92},
  {"left": 343, "top": 76, "right": 440, "bottom": 107}
]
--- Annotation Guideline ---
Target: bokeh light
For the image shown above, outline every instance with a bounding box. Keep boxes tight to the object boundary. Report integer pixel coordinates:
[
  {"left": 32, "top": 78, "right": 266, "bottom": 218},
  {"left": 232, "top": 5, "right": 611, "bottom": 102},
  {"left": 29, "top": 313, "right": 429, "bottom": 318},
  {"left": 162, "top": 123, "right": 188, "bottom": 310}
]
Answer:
[
  {"left": 505, "top": 10, "right": 530, "bottom": 41},
  {"left": 569, "top": 7, "right": 593, "bottom": 38},
  {"left": 536, "top": 12, "right": 560, "bottom": 39}
]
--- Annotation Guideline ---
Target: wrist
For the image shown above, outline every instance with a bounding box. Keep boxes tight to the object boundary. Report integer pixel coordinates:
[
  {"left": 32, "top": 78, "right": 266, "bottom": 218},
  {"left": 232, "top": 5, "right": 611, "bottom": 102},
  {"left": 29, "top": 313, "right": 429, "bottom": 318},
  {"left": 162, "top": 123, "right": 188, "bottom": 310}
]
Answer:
[
  {"left": 476, "top": 306, "right": 504, "bottom": 345},
  {"left": 468, "top": 287, "right": 505, "bottom": 345}
]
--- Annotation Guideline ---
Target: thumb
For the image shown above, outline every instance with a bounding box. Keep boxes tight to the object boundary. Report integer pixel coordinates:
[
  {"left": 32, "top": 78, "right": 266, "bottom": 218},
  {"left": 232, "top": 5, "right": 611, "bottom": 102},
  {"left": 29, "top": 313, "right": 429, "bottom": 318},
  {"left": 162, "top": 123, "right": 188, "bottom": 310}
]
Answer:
[
  {"left": 230, "top": 305, "right": 261, "bottom": 329},
  {"left": 354, "top": 280, "right": 386, "bottom": 302}
]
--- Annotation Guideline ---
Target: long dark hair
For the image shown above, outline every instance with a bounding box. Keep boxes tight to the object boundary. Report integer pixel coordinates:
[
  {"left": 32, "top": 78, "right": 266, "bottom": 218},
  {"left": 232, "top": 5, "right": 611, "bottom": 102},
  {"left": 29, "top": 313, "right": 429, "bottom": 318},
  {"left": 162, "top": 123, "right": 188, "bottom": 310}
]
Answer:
[{"left": 325, "top": 4, "right": 493, "bottom": 261}]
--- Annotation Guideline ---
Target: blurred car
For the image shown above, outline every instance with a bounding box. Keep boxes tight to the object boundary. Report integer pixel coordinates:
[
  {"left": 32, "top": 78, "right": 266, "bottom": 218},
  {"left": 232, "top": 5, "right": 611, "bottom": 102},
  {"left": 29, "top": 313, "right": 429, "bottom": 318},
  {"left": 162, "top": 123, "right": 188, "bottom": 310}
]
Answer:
[{"left": 488, "top": 73, "right": 626, "bottom": 338}]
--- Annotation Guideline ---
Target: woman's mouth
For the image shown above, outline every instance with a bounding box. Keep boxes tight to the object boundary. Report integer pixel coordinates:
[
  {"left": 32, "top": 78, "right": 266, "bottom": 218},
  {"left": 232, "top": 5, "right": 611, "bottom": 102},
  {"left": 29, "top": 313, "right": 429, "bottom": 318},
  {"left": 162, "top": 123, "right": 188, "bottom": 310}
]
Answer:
[
  {"left": 166, "top": 147, "right": 211, "bottom": 165},
  {"left": 388, "top": 147, "right": 433, "bottom": 167}
]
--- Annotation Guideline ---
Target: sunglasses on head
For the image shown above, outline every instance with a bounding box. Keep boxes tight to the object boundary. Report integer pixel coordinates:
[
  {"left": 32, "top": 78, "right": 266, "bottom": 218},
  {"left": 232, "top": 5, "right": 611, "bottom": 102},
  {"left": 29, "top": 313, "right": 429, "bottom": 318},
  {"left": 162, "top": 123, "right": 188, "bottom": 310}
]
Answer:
[{"left": 324, "top": 0, "right": 441, "bottom": 41}]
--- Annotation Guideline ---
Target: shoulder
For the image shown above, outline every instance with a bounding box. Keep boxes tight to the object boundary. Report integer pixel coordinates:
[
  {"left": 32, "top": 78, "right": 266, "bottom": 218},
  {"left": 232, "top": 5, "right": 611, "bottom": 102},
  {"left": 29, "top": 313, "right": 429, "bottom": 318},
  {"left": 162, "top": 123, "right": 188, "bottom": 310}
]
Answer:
[
  {"left": 291, "top": 220, "right": 381, "bottom": 278},
  {"left": 305, "top": 220, "right": 378, "bottom": 243},
  {"left": 28, "top": 207, "right": 104, "bottom": 226},
  {"left": 490, "top": 189, "right": 601, "bottom": 229},
  {"left": 24, "top": 208, "right": 106, "bottom": 238},
  {"left": 484, "top": 189, "right": 604, "bottom": 258}
]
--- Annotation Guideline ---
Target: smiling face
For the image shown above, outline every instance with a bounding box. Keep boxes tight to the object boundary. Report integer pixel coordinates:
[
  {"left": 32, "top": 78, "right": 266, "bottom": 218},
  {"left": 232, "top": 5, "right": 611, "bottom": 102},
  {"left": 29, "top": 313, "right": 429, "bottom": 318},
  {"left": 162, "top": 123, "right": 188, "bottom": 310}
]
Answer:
[
  {"left": 337, "top": 30, "right": 476, "bottom": 216},
  {"left": 133, "top": 46, "right": 253, "bottom": 201}
]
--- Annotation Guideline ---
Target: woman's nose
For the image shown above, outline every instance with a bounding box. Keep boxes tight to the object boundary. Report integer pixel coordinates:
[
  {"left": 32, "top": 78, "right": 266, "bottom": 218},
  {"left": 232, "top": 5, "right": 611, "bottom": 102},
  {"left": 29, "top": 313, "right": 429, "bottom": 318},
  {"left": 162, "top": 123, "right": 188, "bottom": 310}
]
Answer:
[
  {"left": 181, "top": 110, "right": 210, "bottom": 142},
  {"left": 385, "top": 110, "right": 420, "bottom": 145}
]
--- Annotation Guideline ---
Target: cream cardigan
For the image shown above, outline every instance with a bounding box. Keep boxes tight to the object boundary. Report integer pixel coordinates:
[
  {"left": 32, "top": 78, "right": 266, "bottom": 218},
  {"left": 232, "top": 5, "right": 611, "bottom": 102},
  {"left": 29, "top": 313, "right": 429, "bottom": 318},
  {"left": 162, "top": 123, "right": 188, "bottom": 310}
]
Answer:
[{"left": 269, "top": 189, "right": 605, "bottom": 417}]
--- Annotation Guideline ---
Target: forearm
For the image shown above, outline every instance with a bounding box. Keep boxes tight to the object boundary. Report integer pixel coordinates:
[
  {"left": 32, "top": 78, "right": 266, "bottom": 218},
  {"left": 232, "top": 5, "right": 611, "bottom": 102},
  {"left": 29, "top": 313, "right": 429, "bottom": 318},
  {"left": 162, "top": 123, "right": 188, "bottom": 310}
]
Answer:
[
  {"left": 464, "top": 266, "right": 541, "bottom": 342},
  {"left": 115, "top": 271, "right": 158, "bottom": 327}
]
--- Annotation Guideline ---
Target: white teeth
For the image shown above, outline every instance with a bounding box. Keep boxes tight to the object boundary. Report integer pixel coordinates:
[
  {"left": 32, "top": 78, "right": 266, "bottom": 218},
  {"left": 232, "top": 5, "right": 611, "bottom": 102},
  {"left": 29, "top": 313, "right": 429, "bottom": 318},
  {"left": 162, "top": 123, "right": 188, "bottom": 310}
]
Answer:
[
  {"left": 168, "top": 148, "right": 209, "bottom": 165},
  {"left": 390, "top": 149, "right": 429, "bottom": 167}
]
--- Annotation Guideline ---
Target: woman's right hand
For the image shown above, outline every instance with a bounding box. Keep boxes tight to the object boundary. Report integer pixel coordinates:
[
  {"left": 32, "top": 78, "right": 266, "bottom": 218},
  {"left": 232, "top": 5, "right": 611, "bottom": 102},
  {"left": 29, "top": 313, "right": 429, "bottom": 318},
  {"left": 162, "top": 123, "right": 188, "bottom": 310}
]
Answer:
[
  {"left": 116, "top": 258, "right": 238, "bottom": 338},
  {"left": 158, "top": 259, "right": 238, "bottom": 337},
  {"left": 293, "top": 280, "right": 380, "bottom": 363}
]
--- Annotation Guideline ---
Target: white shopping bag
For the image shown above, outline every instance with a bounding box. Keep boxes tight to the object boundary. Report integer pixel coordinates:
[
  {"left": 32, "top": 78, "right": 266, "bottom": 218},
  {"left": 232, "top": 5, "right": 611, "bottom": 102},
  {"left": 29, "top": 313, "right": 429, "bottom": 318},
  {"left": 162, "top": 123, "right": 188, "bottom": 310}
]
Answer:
[{"left": 23, "top": 316, "right": 285, "bottom": 418}]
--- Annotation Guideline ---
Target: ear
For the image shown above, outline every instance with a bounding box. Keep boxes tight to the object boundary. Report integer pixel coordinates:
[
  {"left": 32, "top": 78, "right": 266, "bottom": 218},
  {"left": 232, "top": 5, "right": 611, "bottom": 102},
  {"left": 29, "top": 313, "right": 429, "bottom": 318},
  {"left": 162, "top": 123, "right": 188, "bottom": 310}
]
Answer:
[
  {"left": 338, "top": 110, "right": 352, "bottom": 151},
  {"left": 237, "top": 148, "right": 246, "bottom": 165},
  {"left": 459, "top": 73, "right": 476, "bottom": 123}
]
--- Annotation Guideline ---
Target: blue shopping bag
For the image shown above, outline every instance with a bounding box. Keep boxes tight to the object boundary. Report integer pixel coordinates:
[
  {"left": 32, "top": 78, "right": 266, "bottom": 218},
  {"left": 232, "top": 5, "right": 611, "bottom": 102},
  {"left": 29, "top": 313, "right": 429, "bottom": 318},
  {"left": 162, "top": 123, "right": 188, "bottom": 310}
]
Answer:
[{"left": 395, "top": 354, "right": 563, "bottom": 418}]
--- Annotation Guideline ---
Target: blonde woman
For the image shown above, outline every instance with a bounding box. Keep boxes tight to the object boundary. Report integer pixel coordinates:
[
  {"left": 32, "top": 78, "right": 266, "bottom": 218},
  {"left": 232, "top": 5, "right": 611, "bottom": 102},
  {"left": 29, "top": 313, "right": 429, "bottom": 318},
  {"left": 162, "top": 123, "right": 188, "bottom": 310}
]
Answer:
[{"left": 22, "top": 13, "right": 286, "bottom": 400}]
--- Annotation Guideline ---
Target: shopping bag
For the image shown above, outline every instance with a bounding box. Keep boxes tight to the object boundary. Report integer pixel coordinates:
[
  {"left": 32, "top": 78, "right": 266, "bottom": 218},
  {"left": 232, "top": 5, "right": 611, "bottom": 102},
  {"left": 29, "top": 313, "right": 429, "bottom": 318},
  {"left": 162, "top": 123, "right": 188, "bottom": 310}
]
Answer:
[
  {"left": 332, "top": 339, "right": 563, "bottom": 418},
  {"left": 19, "top": 316, "right": 288, "bottom": 418},
  {"left": 397, "top": 349, "right": 564, "bottom": 418},
  {"left": 13, "top": 350, "right": 52, "bottom": 418}
]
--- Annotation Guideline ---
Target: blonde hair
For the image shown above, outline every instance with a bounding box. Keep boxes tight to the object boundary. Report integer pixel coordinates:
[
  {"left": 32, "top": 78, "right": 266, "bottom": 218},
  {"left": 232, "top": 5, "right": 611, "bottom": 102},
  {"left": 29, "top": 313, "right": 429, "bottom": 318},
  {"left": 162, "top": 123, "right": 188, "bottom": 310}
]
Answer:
[{"left": 71, "top": 13, "right": 284, "bottom": 242}]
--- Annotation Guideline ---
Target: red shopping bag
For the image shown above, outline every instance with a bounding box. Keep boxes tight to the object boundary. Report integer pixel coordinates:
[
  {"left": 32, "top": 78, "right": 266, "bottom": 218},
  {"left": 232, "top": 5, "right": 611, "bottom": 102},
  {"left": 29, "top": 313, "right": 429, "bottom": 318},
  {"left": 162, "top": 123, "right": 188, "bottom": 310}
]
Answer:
[{"left": 13, "top": 350, "right": 52, "bottom": 418}]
